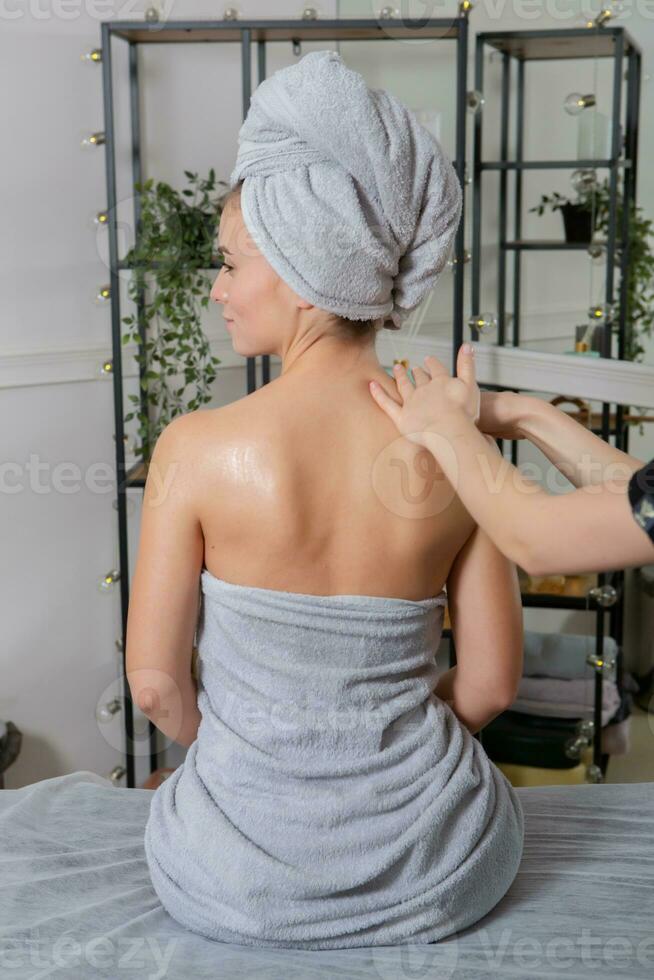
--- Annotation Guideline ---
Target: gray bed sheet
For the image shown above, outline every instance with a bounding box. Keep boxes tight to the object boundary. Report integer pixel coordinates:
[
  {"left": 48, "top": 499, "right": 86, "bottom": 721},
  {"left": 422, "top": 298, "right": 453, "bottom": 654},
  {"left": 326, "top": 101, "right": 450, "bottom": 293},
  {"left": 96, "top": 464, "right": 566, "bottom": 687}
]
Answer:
[{"left": 0, "top": 769, "right": 652, "bottom": 979}]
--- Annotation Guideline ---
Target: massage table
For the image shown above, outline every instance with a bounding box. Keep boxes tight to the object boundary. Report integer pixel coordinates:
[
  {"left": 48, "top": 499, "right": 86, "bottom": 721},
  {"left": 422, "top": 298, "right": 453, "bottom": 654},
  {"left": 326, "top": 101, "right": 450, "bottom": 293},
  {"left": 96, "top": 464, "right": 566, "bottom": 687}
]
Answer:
[{"left": 0, "top": 769, "right": 652, "bottom": 978}]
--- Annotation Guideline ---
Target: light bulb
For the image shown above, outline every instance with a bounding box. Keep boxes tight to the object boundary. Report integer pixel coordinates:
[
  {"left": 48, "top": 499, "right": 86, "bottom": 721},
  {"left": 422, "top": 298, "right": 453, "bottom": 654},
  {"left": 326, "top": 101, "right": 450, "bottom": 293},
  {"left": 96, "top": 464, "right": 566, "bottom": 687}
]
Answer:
[
  {"left": 95, "top": 285, "right": 111, "bottom": 304},
  {"left": 459, "top": 0, "right": 474, "bottom": 12},
  {"left": 379, "top": 5, "right": 399, "bottom": 16},
  {"left": 81, "top": 131, "right": 105, "bottom": 149},
  {"left": 585, "top": 764, "right": 603, "bottom": 784},
  {"left": 587, "top": 303, "right": 617, "bottom": 324},
  {"left": 99, "top": 569, "right": 121, "bottom": 592},
  {"left": 94, "top": 210, "right": 108, "bottom": 227},
  {"left": 588, "top": 242, "right": 605, "bottom": 263},
  {"left": 468, "top": 312, "right": 498, "bottom": 334},
  {"left": 577, "top": 718, "right": 595, "bottom": 738},
  {"left": 80, "top": 48, "right": 102, "bottom": 63},
  {"left": 466, "top": 90, "right": 484, "bottom": 114},
  {"left": 447, "top": 249, "right": 471, "bottom": 269},
  {"left": 301, "top": 5, "right": 321, "bottom": 19},
  {"left": 223, "top": 4, "right": 241, "bottom": 18},
  {"left": 564, "top": 93, "right": 596, "bottom": 116},
  {"left": 144, "top": 5, "right": 160, "bottom": 21},
  {"left": 96, "top": 698, "right": 122, "bottom": 723},
  {"left": 99, "top": 359, "right": 113, "bottom": 376},
  {"left": 571, "top": 168, "right": 597, "bottom": 194}
]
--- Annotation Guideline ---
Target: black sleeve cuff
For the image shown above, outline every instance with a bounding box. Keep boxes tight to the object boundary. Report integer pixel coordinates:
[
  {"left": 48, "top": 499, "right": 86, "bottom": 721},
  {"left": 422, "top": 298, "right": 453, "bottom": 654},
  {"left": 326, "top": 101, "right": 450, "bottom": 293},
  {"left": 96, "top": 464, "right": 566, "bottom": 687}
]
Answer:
[{"left": 628, "top": 458, "right": 654, "bottom": 545}]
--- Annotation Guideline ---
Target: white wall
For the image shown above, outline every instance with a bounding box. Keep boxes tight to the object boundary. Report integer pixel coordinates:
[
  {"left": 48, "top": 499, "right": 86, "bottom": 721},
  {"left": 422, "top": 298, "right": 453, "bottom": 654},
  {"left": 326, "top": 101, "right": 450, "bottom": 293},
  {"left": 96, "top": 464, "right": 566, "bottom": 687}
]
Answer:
[{"left": 2, "top": 0, "right": 653, "bottom": 787}]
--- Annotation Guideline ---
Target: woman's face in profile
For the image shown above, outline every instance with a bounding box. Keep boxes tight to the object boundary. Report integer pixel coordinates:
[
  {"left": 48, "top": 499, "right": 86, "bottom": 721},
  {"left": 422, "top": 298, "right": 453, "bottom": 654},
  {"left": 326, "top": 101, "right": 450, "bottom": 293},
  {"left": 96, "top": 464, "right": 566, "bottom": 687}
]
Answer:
[{"left": 210, "top": 197, "right": 302, "bottom": 358}]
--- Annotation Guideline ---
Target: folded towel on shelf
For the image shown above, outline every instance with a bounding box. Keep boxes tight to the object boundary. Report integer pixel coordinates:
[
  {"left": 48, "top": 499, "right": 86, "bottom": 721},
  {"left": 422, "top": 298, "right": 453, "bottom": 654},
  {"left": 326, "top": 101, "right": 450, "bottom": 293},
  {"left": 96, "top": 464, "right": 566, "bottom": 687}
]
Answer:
[
  {"left": 510, "top": 676, "right": 621, "bottom": 727},
  {"left": 523, "top": 630, "right": 618, "bottom": 681},
  {"left": 229, "top": 49, "right": 462, "bottom": 330}
]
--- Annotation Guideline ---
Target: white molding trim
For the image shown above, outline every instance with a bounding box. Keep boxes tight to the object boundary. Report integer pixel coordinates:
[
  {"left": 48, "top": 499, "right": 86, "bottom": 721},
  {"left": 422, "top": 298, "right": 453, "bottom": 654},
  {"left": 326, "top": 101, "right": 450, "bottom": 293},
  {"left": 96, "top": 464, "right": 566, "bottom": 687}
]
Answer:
[
  {"left": 376, "top": 336, "right": 654, "bottom": 409},
  {"left": 0, "top": 338, "right": 245, "bottom": 390},
  {"left": 2, "top": 332, "right": 654, "bottom": 409}
]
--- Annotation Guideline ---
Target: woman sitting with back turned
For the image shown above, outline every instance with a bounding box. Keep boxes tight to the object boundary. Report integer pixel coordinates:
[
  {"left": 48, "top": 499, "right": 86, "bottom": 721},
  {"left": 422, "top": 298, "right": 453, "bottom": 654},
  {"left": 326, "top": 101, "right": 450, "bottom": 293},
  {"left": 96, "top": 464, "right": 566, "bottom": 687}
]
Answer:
[{"left": 126, "top": 50, "right": 525, "bottom": 950}]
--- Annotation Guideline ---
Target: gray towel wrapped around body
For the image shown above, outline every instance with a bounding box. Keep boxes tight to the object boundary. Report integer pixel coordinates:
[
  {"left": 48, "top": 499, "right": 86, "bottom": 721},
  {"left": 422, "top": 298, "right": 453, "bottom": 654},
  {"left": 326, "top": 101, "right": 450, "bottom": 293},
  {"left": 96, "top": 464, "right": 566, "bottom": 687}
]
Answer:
[
  {"left": 143, "top": 570, "right": 524, "bottom": 949},
  {"left": 229, "top": 50, "right": 462, "bottom": 330}
]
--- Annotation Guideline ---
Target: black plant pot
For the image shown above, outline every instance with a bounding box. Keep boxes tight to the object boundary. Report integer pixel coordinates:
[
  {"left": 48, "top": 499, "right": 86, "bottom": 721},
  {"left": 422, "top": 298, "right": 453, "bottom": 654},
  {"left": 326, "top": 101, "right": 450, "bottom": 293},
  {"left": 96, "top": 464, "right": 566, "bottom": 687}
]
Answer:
[{"left": 560, "top": 203, "right": 594, "bottom": 243}]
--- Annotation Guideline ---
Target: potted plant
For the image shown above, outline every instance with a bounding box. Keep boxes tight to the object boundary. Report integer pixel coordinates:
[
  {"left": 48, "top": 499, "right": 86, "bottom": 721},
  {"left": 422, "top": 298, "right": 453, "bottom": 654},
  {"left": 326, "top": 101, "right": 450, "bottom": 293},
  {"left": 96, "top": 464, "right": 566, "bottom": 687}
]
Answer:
[
  {"left": 121, "top": 168, "right": 231, "bottom": 460},
  {"left": 531, "top": 176, "right": 654, "bottom": 364},
  {"left": 529, "top": 189, "right": 594, "bottom": 243}
]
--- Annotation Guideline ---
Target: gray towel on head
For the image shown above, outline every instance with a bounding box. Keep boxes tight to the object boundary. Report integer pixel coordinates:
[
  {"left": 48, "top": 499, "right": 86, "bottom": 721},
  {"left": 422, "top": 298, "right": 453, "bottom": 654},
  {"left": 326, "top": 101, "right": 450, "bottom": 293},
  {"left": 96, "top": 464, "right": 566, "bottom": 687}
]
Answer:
[
  {"left": 229, "top": 49, "right": 462, "bottom": 330},
  {"left": 144, "top": 571, "right": 524, "bottom": 950}
]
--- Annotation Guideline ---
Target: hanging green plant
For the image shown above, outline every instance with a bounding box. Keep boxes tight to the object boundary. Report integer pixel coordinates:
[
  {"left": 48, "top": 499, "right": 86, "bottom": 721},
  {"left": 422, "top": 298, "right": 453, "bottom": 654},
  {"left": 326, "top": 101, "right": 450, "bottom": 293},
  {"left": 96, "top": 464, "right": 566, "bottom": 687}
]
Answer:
[{"left": 121, "top": 168, "right": 230, "bottom": 460}]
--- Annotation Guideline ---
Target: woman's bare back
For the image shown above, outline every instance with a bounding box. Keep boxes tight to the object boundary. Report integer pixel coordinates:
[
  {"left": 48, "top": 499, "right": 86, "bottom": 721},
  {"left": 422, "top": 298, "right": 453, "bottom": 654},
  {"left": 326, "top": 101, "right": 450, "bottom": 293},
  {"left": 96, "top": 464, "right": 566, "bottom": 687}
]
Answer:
[{"left": 195, "top": 367, "right": 476, "bottom": 601}]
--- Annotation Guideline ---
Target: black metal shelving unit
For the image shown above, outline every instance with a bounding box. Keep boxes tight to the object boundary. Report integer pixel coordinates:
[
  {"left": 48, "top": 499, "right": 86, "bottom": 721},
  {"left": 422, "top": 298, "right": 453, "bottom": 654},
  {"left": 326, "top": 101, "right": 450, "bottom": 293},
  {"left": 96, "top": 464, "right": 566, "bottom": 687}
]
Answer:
[
  {"left": 470, "top": 26, "right": 642, "bottom": 778},
  {"left": 99, "top": 15, "right": 470, "bottom": 787}
]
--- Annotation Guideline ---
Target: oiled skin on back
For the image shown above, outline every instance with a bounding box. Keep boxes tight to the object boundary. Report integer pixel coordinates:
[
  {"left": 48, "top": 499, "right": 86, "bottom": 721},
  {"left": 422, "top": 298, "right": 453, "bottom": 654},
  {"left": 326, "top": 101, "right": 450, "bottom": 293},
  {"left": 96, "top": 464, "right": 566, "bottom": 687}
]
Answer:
[{"left": 194, "top": 365, "right": 476, "bottom": 601}]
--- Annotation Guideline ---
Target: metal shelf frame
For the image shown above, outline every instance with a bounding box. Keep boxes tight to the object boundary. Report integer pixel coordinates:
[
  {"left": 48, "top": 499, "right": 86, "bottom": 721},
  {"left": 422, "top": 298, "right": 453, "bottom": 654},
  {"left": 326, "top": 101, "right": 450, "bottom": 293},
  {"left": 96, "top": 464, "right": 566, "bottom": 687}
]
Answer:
[
  {"left": 470, "top": 26, "right": 642, "bottom": 775},
  {"left": 100, "top": 16, "right": 470, "bottom": 787}
]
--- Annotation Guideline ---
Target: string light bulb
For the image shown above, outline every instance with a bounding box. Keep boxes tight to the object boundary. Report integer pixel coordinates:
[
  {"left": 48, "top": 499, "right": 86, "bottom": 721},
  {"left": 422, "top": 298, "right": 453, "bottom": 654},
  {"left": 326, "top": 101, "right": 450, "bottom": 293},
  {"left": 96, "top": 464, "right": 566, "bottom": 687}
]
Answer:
[
  {"left": 458, "top": 0, "right": 474, "bottom": 13},
  {"left": 81, "top": 131, "right": 105, "bottom": 149},
  {"left": 587, "top": 242, "right": 606, "bottom": 264},
  {"left": 571, "top": 168, "right": 598, "bottom": 194},
  {"left": 222, "top": 4, "right": 241, "bottom": 17},
  {"left": 467, "top": 313, "right": 498, "bottom": 334},
  {"left": 99, "top": 569, "right": 121, "bottom": 592},
  {"left": 586, "top": 2, "right": 624, "bottom": 28},
  {"left": 94, "top": 211, "right": 108, "bottom": 227},
  {"left": 585, "top": 763, "right": 603, "bottom": 783},
  {"left": 144, "top": 5, "right": 160, "bottom": 21},
  {"left": 301, "top": 5, "right": 320, "bottom": 18},
  {"left": 466, "top": 90, "right": 485, "bottom": 114},
  {"left": 96, "top": 698, "right": 122, "bottom": 723},
  {"left": 95, "top": 285, "right": 111, "bottom": 304},
  {"left": 587, "top": 302, "right": 617, "bottom": 324},
  {"left": 80, "top": 48, "right": 102, "bottom": 63},
  {"left": 447, "top": 249, "right": 471, "bottom": 269},
  {"left": 564, "top": 93, "right": 596, "bottom": 116},
  {"left": 99, "top": 359, "right": 113, "bottom": 376}
]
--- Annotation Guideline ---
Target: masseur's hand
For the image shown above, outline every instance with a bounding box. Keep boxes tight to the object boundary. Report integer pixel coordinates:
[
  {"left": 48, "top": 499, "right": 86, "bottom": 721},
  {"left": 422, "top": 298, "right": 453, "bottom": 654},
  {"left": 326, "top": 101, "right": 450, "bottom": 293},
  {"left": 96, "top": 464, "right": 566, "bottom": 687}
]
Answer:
[{"left": 368, "top": 344, "right": 480, "bottom": 447}]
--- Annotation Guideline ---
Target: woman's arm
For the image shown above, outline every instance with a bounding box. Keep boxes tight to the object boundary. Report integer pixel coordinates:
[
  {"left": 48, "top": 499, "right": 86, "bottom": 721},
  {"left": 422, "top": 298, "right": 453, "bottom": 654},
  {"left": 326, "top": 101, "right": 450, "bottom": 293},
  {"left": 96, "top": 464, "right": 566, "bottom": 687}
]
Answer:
[
  {"left": 434, "top": 522, "right": 524, "bottom": 735},
  {"left": 369, "top": 351, "right": 654, "bottom": 576},
  {"left": 125, "top": 413, "right": 204, "bottom": 749},
  {"left": 421, "top": 415, "right": 654, "bottom": 576},
  {"left": 499, "top": 392, "right": 644, "bottom": 488}
]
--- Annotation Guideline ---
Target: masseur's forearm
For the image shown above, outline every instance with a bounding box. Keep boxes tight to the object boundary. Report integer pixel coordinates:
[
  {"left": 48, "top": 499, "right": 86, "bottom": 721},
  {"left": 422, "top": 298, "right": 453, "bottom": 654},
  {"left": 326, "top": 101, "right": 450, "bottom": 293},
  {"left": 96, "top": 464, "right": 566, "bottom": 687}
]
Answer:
[
  {"left": 134, "top": 674, "right": 202, "bottom": 749},
  {"left": 422, "top": 412, "right": 552, "bottom": 571},
  {"left": 433, "top": 666, "right": 508, "bottom": 735},
  {"left": 517, "top": 396, "right": 643, "bottom": 488}
]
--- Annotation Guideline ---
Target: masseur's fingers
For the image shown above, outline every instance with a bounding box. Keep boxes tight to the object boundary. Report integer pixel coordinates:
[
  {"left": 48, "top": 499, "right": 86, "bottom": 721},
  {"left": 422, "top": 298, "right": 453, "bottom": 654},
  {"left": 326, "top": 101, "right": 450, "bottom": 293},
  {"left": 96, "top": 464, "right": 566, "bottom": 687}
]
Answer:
[
  {"left": 411, "top": 366, "right": 431, "bottom": 386},
  {"left": 422, "top": 355, "right": 449, "bottom": 380},
  {"left": 368, "top": 377, "right": 402, "bottom": 426},
  {"left": 391, "top": 362, "right": 414, "bottom": 400},
  {"left": 456, "top": 343, "right": 476, "bottom": 386}
]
